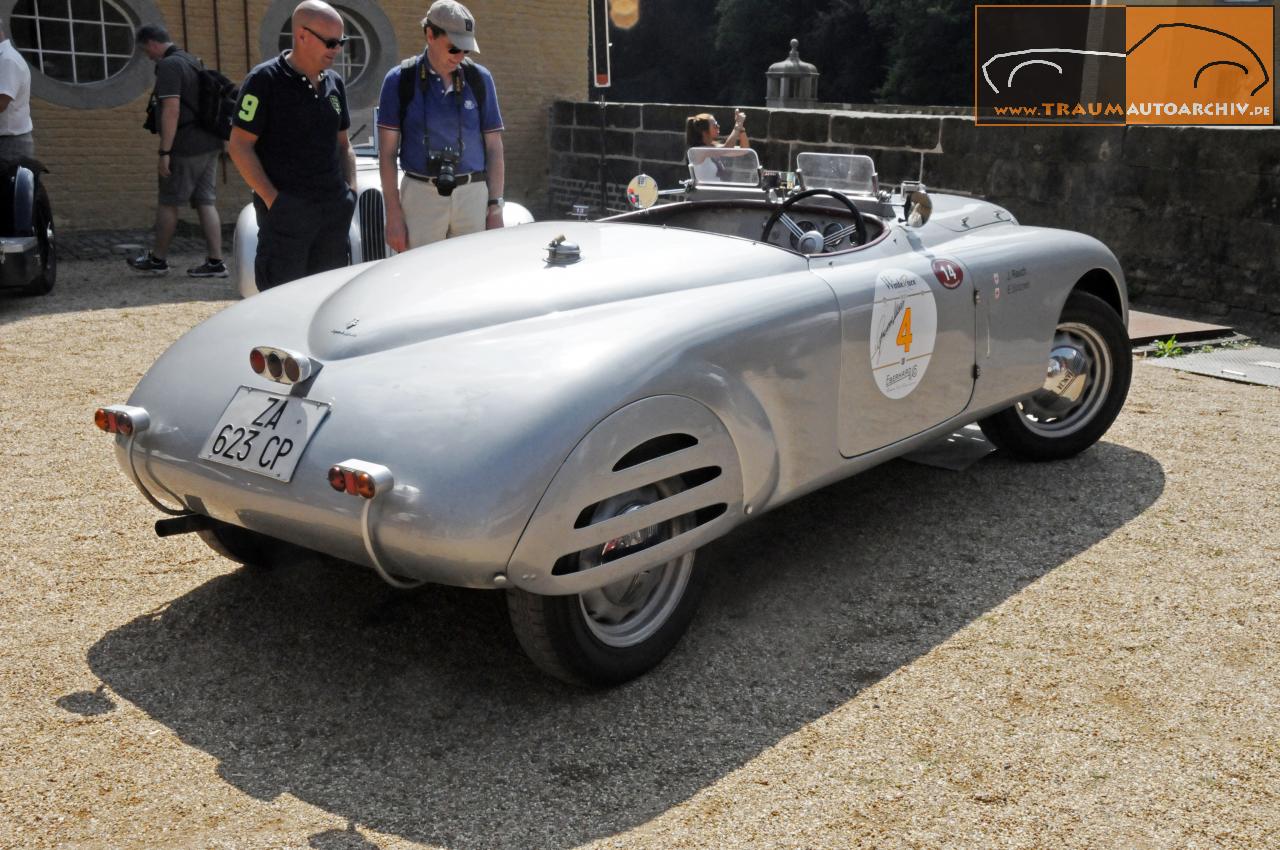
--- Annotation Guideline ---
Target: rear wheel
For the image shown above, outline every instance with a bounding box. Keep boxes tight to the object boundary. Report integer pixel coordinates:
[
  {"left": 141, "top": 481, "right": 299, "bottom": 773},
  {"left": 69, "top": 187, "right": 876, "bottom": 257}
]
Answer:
[
  {"left": 978, "top": 291, "right": 1131, "bottom": 461},
  {"left": 506, "top": 479, "right": 706, "bottom": 687},
  {"left": 21, "top": 185, "right": 55, "bottom": 296}
]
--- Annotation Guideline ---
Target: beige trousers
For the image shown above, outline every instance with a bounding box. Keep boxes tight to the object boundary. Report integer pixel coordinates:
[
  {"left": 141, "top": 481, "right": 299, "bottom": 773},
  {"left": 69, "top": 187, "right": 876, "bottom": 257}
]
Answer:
[{"left": 400, "top": 175, "right": 488, "bottom": 249}]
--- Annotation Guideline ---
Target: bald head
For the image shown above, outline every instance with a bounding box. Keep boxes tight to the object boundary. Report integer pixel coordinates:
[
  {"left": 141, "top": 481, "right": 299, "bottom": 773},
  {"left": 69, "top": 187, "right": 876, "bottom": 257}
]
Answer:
[
  {"left": 289, "top": 0, "right": 345, "bottom": 76},
  {"left": 292, "top": 0, "right": 341, "bottom": 30}
]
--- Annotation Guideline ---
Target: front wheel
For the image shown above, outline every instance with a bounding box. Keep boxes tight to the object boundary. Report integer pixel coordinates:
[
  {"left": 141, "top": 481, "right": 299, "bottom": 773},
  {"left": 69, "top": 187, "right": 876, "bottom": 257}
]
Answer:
[
  {"left": 21, "top": 185, "right": 55, "bottom": 296},
  {"left": 506, "top": 480, "right": 706, "bottom": 687},
  {"left": 978, "top": 290, "right": 1131, "bottom": 461}
]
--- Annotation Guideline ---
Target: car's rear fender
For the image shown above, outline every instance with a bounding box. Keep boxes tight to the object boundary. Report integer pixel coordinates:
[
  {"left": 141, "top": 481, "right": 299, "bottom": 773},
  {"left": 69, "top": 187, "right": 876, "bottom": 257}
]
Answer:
[{"left": 507, "top": 395, "right": 745, "bottom": 595}]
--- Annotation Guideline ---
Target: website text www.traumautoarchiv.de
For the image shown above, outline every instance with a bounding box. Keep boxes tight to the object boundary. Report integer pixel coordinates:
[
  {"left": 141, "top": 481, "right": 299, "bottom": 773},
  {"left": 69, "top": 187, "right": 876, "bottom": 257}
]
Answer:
[{"left": 990, "top": 101, "right": 1272, "bottom": 118}]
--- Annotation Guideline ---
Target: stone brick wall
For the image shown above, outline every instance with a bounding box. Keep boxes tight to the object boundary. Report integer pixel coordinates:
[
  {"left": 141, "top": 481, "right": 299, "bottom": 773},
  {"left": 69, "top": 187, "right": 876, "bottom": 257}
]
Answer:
[
  {"left": 27, "top": 0, "right": 585, "bottom": 230},
  {"left": 548, "top": 100, "right": 1280, "bottom": 324}
]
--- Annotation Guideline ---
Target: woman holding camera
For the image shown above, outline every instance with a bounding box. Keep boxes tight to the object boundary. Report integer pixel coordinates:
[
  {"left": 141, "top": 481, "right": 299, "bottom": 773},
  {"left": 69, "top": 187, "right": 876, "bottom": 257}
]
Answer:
[{"left": 684, "top": 110, "right": 750, "bottom": 150}]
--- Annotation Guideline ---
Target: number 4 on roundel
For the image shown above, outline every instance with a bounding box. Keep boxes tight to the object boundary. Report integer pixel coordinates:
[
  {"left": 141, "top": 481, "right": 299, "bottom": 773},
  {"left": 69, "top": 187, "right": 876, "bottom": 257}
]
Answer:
[{"left": 895, "top": 306, "right": 913, "bottom": 353}]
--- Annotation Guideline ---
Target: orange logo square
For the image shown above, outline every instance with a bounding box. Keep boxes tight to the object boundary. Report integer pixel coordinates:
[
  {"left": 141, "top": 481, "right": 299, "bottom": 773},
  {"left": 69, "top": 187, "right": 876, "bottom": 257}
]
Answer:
[
  {"left": 1126, "top": 6, "right": 1273, "bottom": 125},
  {"left": 975, "top": 5, "right": 1273, "bottom": 126}
]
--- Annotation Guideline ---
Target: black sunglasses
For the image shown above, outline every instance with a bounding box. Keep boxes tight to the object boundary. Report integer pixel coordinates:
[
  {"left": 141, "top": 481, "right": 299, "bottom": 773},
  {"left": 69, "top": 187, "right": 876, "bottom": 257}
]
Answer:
[
  {"left": 303, "top": 25, "right": 348, "bottom": 50},
  {"left": 427, "top": 23, "right": 469, "bottom": 55}
]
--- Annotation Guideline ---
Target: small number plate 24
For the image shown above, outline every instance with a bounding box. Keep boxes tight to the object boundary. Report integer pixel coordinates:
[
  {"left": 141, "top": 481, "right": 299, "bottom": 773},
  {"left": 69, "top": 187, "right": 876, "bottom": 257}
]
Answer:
[{"left": 199, "top": 387, "right": 329, "bottom": 482}]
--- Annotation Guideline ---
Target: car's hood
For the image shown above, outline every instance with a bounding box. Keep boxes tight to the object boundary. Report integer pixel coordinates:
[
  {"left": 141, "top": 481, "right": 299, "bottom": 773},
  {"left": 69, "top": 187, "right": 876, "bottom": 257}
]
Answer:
[{"left": 307, "top": 221, "right": 807, "bottom": 358}]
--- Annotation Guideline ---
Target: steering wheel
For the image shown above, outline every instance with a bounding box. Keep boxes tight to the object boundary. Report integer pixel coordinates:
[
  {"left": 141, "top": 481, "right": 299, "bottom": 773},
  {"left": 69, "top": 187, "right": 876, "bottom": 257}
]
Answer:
[{"left": 761, "top": 188, "right": 868, "bottom": 254}]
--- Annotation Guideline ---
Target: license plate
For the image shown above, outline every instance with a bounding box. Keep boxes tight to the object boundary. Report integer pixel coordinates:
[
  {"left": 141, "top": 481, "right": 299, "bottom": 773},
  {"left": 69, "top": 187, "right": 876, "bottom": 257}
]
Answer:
[{"left": 199, "top": 387, "right": 330, "bottom": 482}]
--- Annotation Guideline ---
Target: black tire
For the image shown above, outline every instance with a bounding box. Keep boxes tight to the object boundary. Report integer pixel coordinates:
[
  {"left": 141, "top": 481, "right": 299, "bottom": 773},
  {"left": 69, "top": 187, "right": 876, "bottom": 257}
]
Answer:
[
  {"left": 978, "top": 290, "right": 1131, "bottom": 461},
  {"left": 196, "top": 518, "right": 276, "bottom": 570},
  {"left": 506, "top": 479, "right": 706, "bottom": 687},
  {"left": 21, "top": 186, "right": 55, "bottom": 296}
]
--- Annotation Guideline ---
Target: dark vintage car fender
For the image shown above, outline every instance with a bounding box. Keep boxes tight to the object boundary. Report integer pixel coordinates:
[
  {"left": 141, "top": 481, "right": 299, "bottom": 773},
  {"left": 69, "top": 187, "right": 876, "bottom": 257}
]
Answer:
[{"left": 0, "top": 157, "right": 56, "bottom": 296}]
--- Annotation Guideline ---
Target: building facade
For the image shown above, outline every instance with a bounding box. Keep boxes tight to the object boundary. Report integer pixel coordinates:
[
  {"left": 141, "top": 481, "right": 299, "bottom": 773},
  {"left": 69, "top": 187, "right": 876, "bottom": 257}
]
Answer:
[{"left": 3, "top": 0, "right": 586, "bottom": 228}]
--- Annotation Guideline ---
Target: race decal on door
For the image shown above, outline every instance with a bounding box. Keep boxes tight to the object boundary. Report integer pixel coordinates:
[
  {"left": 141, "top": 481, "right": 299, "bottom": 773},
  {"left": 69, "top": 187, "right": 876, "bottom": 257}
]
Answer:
[{"left": 870, "top": 268, "right": 938, "bottom": 399}]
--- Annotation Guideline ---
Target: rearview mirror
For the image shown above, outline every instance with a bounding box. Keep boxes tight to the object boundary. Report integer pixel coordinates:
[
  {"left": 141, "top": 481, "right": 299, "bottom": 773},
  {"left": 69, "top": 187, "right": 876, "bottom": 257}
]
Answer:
[
  {"left": 903, "top": 187, "right": 933, "bottom": 227},
  {"left": 626, "top": 174, "right": 659, "bottom": 210}
]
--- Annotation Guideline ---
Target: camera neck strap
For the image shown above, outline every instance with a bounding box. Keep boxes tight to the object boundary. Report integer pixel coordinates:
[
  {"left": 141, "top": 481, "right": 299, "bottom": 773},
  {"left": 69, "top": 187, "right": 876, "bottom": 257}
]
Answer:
[{"left": 418, "top": 56, "right": 465, "bottom": 169}]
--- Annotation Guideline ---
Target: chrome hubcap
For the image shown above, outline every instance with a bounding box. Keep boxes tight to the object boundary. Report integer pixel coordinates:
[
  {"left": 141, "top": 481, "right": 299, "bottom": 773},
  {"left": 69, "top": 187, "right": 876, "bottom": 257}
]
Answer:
[
  {"left": 577, "top": 483, "right": 694, "bottom": 648},
  {"left": 1018, "top": 321, "right": 1112, "bottom": 437}
]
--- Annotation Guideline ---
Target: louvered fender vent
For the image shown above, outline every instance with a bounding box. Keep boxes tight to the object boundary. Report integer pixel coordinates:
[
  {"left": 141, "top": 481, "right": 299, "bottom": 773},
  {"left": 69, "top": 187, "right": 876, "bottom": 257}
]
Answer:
[{"left": 507, "top": 396, "right": 745, "bottom": 595}]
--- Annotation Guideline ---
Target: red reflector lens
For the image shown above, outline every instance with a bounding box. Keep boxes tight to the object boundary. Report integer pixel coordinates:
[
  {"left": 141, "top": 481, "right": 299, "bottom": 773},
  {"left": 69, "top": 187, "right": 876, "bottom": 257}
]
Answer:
[
  {"left": 107, "top": 411, "right": 119, "bottom": 433},
  {"left": 284, "top": 356, "right": 301, "bottom": 383},
  {"left": 327, "top": 466, "right": 346, "bottom": 492},
  {"left": 250, "top": 348, "right": 266, "bottom": 374},
  {"left": 354, "top": 472, "right": 375, "bottom": 499},
  {"left": 94, "top": 408, "right": 109, "bottom": 431}
]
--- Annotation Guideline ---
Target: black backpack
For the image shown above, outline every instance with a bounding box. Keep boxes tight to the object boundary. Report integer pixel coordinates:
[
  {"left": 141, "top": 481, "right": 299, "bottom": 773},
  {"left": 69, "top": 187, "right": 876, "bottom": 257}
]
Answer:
[
  {"left": 396, "top": 56, "right": 487, "bottom": 163},
  {"left": 190, "top": 64, "right": 239, "bottom": 141},
  {"left": 163, "top": 53, "right": 237, "bottom": 141}
]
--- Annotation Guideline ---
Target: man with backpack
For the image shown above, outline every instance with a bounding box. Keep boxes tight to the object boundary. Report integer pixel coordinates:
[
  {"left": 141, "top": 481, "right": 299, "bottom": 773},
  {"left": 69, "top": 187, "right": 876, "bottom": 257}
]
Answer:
[
  {"left": 376, "top": 0, "right": 505, "bottom": 252},
  {"left": 130, "top": 24, "right": 227, "bottom": 277}
]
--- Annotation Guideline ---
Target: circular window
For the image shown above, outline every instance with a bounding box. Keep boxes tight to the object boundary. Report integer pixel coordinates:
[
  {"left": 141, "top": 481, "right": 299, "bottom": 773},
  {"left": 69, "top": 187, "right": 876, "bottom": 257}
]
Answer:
[
  {"left": 10, "top": 0, "right": 136, "bottom": 83},
  {"left": 277, "top": 8, "right": 369, "bottom": 86},
  {"left": 0, "top": 0, "right": 161, "bottom": 108}
]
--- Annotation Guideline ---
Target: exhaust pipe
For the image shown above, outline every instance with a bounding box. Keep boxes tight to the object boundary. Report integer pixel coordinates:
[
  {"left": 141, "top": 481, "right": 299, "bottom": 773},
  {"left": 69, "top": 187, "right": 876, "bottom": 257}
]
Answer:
[{"left": 155, "top": 514, "right": 216, "bottom": 538}]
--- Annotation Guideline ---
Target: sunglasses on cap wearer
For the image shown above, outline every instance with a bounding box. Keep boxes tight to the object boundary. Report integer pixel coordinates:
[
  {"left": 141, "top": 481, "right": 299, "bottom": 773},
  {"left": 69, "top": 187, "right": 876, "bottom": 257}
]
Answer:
[
  {"left": 427, "top": 23, "right": 471, "bottom": 55},
  {"left": 303, "top": 25, "right": 348, "bottom": 50}
]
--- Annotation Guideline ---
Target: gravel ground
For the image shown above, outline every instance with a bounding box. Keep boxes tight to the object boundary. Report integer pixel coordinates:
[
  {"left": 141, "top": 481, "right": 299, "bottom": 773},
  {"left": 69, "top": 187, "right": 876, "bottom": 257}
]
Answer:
[{"left": 2, "top": 256, "right": 1278, "bottom": 850}]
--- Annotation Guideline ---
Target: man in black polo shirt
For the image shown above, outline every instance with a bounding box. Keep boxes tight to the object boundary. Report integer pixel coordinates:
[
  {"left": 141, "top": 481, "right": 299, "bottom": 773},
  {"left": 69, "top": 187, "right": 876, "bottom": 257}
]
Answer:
[{"left": 228, "top": 0, "right": 357, "bottom": 290}]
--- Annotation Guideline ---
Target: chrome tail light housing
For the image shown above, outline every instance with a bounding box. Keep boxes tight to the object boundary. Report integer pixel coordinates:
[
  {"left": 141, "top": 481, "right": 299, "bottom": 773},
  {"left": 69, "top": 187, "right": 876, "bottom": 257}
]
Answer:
[{"left": 249, "top": 346, "right": 317, "bottom": 385}]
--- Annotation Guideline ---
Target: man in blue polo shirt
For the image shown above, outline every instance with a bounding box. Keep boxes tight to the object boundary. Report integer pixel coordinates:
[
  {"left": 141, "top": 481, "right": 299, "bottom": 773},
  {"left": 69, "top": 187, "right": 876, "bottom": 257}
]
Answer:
[
  {"left": 228, "top": 0, "right": 357, "bottom": 290},
  {"left": 376, "top": 0, "right": 505, "bottom": 252}
]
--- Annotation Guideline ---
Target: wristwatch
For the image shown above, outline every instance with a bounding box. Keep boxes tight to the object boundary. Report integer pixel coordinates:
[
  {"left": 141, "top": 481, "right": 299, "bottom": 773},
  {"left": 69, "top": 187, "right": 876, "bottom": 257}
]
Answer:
[{"left": 487, "top": 196, "right": 504, "bottom": 210}]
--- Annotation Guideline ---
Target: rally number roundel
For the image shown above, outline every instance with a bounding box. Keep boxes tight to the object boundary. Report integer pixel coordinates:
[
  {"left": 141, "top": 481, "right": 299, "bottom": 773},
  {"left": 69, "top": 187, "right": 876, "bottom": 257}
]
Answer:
[
  {"left": 932, "top": 258, "right": 964, "bottom": 289},
  {"left": 869, "top": 268, "right": 938, "bottom": 399}
]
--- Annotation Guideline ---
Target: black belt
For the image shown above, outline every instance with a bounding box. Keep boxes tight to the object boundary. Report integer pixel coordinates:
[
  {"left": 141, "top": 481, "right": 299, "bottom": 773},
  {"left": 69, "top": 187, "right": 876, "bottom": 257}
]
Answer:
[{"left": 404, "top": 170, "right": 486, "bottom": 186}]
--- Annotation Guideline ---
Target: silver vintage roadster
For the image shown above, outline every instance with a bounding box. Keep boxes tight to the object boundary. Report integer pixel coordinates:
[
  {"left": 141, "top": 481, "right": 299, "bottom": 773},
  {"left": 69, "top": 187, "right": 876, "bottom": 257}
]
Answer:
[{"left": 98, "top": 150, "right": 1131, "bottom": 686}]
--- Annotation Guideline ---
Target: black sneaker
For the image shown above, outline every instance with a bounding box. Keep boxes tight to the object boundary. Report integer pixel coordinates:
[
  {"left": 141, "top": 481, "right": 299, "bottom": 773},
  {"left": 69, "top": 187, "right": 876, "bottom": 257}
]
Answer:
[
  {"left": 128, "top": 252, "right": 169, "bottom": 274},
  {"left": 187, "top": 258, "right": 229, "bottom": 278}
]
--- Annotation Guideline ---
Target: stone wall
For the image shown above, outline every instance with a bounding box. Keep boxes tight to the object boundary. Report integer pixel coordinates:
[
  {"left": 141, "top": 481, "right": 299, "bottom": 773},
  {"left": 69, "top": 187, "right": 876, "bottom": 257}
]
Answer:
[{"left": 547, "top": 101, "right": 1280, "bottom": 325}]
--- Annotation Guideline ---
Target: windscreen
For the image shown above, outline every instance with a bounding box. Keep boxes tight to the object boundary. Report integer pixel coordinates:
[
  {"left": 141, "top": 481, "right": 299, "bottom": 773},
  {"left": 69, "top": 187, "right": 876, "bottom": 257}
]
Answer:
[
  {"left": 796, "top": 153, "right": 878, "bottom": 194},
  {"left": 686, "top": 147, "right": 761, "bottom": 186}
]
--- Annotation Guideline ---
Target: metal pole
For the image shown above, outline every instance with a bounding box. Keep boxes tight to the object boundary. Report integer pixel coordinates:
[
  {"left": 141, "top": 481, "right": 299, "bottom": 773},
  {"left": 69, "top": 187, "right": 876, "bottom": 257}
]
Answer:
[{"left": 598, "top": 94, "right": 607, "bottom": 216}]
